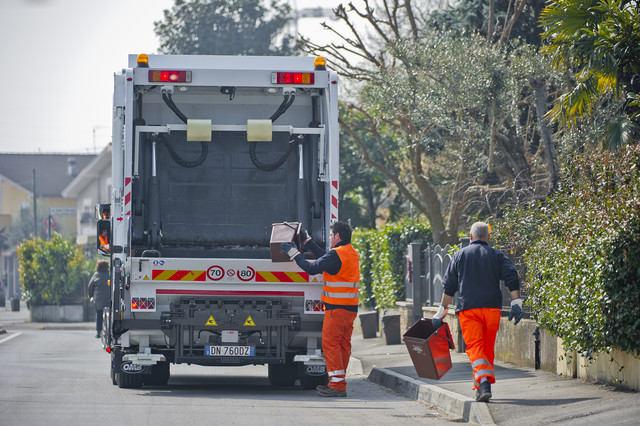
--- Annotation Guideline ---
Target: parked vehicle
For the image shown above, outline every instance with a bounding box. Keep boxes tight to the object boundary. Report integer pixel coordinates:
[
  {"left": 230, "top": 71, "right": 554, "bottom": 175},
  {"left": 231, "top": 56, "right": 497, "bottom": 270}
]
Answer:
[{"left": 99, "top": 54, "right": 340, "bottom": 389}]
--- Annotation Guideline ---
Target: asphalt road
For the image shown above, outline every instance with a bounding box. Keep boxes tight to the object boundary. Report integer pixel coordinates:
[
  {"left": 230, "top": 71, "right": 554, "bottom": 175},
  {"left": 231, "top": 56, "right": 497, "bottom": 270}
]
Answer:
[{"left": 0, "top": 327, "right": 454, "bottom": 425}]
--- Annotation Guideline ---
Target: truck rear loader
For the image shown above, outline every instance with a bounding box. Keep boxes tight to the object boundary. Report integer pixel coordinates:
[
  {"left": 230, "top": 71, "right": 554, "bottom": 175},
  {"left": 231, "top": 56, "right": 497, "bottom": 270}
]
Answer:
[{"left": 97, "top": 53, "right": 340, "bottom": 389}]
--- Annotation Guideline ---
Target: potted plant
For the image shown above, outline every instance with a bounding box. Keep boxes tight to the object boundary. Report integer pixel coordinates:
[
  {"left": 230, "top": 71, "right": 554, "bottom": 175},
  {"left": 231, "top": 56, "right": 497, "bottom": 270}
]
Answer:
[{"left": 17, "top": 233, "right": 89, "bottom": 322}]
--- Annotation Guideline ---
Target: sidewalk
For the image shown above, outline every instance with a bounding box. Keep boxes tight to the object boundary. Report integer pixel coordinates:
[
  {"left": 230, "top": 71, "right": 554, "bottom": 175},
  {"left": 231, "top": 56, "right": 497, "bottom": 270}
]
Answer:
[
  {"left": 348, "top": 327, "right": 640, "bottom": 425},
  {"left": 0, "top": 301, "right": 94, "bottom": 333}
]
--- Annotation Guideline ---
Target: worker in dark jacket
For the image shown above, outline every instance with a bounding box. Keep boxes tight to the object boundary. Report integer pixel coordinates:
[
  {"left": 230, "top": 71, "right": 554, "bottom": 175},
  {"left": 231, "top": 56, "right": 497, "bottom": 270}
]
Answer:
[
  {"left": 280, "top": 221, "right": 359, "bottom": 398},
  {"left": 430, "top": 222, "right": 523, "bottom": 402},
  {"left": 88, "top": 260, "right": 110, "bottom": 338}
]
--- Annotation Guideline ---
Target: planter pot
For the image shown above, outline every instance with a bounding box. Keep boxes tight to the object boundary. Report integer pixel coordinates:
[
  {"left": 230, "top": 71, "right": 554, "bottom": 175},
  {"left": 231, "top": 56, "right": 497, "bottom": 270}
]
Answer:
[
  {"left": 381, "top": 314, "right": 401, "bottom": 345},
  {"left": 10, "top": 297, "right": 20, "bottom": 312},
  {"left": 30, "top": 305, "right": 84, "bottom": 322},
  {"left": 359, "top": 311, "right": 378, "bottom": 339}
]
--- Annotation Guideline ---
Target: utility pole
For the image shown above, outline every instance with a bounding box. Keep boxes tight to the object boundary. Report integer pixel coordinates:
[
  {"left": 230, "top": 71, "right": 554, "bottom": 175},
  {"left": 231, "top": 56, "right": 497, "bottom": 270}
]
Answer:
[{"left": 32, "top": 168, "right": 37, "bottom": 238}]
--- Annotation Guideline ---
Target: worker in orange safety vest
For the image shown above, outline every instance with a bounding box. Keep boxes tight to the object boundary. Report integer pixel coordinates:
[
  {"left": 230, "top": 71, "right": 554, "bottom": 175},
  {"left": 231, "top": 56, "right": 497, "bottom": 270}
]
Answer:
[
  {"left": 430, "top": 222, "right": 523, "bottom": 402},
  {"left": 280, "top": 221, "right": 359, "bottom": 397},
  {"left": 99, "top": 228, "right": 110, "bottom": 252}
]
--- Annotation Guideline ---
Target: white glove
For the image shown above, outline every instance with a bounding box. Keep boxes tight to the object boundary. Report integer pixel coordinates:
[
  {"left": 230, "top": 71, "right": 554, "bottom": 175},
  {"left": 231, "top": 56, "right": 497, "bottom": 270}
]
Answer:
[
  {"left": 433, "top": 304, "right": 449, "bottom": 320},
  {"left": 280, "top": 242, "right": 300, "bottom": 260},
  {"left": 431, "top": 304, "right": 449, "bottom": 329}
]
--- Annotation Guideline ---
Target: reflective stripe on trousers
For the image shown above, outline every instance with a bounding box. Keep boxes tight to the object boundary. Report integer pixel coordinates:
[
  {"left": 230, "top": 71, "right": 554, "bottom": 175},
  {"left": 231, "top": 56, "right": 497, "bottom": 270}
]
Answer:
[
  {"left": 322, "top": 309, "right": 357, "bottom": 391},
  {"left": 328, "top": 369, "right": 346, "bottom": 383},
  {"left": 458, "top": 308, "right": 501, "bottom": 389}
]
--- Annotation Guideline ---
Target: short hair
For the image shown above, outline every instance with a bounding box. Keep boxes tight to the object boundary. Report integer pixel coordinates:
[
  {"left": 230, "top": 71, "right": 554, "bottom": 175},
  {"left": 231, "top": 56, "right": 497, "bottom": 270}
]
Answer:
[
  {"left": 470, "top": 222, "right": 490, "bottom": 240},
  {"left": 331, "top": 221, "right": 352, "bottom": 243},
  {"left": 96, "top": 260, "right": 109, "bottom": 272}
]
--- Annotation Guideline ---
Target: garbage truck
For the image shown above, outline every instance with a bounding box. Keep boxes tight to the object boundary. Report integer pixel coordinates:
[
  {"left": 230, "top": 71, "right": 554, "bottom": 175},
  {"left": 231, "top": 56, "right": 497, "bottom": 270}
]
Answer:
[{"left": 96, "top": 53, "right": 340, "bottom": 388}]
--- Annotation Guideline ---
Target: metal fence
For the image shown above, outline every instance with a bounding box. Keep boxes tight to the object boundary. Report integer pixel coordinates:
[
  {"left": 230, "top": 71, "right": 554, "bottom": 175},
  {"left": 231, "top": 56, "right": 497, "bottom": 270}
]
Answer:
[{"left": 405, "top": 239, "right": 517, "bottom": 322}]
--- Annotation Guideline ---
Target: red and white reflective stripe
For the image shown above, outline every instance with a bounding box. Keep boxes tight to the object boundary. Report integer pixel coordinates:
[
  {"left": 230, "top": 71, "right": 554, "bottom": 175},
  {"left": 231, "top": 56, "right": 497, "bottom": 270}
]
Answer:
[
  {"left": 331, "top": 180, "right": 338, "bottom": 220},
  {"left": 123, "top": 177, "right": 132, "bottom": 216}
]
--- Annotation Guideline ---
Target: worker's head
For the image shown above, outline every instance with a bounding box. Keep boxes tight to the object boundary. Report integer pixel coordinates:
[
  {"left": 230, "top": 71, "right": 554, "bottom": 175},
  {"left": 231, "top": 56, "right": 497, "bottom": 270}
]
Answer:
[
  {"left": 330, "top": 221, "right": 352, "bottom": 246},
  {"left": 101, "top": 228, "right": 108, "bottom": 236},
  {"left": 96, "top": 260, "right": 109, "bottom": 272},
  {"left": 470, "top": 222, "right": 490, "bottom": 242}
]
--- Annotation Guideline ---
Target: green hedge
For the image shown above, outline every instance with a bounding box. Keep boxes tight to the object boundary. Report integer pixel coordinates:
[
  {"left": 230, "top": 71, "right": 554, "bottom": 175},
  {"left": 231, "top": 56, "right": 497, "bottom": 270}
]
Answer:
[
  {"left": 17, "top": 233, "right": 89, "bottom": 307},
  {"left": 352, "top": 218, "right": 431, "bottom": 310},
  {"left": 496, "top": 146, "right": 640, "bottom": 356}
]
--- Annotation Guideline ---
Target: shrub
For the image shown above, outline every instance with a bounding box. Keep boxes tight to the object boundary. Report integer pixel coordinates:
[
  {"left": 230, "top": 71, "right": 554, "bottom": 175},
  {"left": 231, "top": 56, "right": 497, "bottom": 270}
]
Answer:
[
  {"left": 498, "top": 146, "right": 640, "bottom": 356},
  {"left": 353, "top": 218, "right": 431, "bottom": 310},
  {"left": 17, "top": 233, "right": 89, "bottom": 307}
]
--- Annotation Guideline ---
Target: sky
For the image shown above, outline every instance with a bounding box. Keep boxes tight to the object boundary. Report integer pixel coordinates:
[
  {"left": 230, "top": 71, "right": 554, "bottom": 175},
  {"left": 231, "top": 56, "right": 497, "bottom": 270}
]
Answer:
[{"left": 0, "top": 0, "right": 344, "bottom": 154}]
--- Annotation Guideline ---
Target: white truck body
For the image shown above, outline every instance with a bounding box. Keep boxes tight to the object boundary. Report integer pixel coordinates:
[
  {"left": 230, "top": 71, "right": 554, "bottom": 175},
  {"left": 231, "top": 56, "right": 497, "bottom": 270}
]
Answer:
[{"left": 103, "top": 54, "right": 339, "bottom": 388}]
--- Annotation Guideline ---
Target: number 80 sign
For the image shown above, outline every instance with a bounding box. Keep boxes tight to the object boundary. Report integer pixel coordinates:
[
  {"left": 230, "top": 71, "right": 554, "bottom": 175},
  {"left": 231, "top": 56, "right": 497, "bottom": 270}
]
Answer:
[{"left": 206, "top": 265, "right": 255, "bottom": 282}]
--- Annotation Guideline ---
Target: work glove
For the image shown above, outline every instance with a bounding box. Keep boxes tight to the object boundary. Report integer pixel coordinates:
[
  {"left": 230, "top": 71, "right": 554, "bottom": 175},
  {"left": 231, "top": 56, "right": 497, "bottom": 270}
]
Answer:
[
  {"left": 280, "top": 241, "right": 300, "bottom": 260},
  {"left": 509, "top": 298, "right": 523, "bottom": 325},
  {"left": 431, "top": 304, "right": 449, "bottom": 330},
  {"left": 300, "top": 228, "right": 312, "bottom": 246}
]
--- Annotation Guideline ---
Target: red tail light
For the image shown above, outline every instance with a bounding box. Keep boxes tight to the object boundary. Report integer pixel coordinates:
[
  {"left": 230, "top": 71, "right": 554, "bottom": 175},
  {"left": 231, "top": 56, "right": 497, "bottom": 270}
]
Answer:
[
  {"left": 272, "top": 72, "right": 314, "bottom": 85},
  {"left": 148, "top": 70, "right": 192, "bottom": 83}
]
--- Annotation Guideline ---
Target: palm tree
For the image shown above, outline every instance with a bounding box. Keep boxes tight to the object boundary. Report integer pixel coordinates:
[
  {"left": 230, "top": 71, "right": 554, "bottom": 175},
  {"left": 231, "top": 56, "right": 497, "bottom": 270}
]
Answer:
[{"left": 539, "top": 0, "right": 640, "bottom": 148}]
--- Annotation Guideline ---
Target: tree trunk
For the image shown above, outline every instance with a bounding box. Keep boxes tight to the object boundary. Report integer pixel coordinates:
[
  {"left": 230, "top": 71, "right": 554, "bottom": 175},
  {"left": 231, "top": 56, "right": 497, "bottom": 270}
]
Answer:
[{"left": 533, "top": 77, "right": 560, "bottom": 193}]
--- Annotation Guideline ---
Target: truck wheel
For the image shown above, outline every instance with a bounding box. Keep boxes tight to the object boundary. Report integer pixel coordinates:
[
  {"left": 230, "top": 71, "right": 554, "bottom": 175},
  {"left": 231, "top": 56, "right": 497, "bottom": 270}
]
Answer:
[
  {"left": 144, "top": 362, "right": 170, "bottom": 386},
  {"left": 268, "top": 362, "right": 297, "bottom": 387},
  {"left": 111, "top": 365, "right": 117, "bottom": 385},
  {"left": 116, "top": 372, "right": 143, "bottom": 389},
  {"left": 298, "top": 363, "right": 329, "bottom": 389}
]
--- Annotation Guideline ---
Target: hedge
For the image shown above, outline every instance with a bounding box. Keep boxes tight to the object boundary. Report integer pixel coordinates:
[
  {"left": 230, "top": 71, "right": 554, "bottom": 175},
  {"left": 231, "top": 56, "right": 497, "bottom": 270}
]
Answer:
[
  {"left": 352, "top": 218, "right": 431, "bottom": 310},
  {"left": 495, "top": 145, "right": 640, "bottom": 356}
]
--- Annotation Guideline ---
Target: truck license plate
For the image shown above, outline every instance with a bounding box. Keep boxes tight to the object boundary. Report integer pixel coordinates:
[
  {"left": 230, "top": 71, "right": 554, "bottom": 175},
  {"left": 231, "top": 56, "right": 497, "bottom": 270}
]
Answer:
[{"left": 206, "top": 346, "right": 255, "bottom": 357}]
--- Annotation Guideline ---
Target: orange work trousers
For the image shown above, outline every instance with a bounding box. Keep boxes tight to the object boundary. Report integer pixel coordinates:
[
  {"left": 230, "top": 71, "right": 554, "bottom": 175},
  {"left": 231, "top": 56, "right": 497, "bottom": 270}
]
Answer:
[
  {"left": 458, "top": 308, "right": 501, "bottom": 389},
  {"left": 322, "top": 308, "right": 357, "bottom": 391}
]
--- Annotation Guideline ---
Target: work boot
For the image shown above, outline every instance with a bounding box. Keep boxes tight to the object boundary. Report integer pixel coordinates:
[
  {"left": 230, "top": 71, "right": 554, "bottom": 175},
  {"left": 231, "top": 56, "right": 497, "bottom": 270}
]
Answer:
[
  {"left": 476, "top": 381, "right": 492, "bottom": 402},
  {"left": 317, "top": 386, "right": 347, "bottom": 397},
  {"left": 95, "top": 331, "right": 101, "bottom": 339},
  {"left": 316, "top": 384, "right": 329, "bottom": 391}
]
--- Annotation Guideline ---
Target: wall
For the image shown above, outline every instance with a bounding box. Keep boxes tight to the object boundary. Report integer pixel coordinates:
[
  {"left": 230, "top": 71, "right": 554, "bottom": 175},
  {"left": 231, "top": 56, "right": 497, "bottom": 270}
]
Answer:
[
  {"left": 71, "top": 158, "right": 111, "bottom": 240},
  {"left": 0, "top": 180, "right": 29, "bottom": 217}
]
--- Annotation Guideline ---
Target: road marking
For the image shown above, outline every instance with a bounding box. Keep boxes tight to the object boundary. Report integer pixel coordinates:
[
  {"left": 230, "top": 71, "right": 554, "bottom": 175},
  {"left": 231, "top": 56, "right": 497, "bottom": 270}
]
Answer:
[{"left": 0, "top": 332, "right": 22, "bottom": 344}]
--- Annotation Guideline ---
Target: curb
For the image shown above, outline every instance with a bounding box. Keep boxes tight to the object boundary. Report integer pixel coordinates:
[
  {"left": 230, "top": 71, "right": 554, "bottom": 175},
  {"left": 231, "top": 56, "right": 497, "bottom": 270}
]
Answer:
[
  {"left": 347, "top": 356, "right": 365, "bottom": 376},
  {"left": 367, "top": 367, "right": 495, "bottom": 425}
]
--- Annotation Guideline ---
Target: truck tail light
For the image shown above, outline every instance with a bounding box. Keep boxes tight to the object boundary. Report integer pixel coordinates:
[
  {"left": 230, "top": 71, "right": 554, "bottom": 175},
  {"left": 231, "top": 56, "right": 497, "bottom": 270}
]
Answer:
[
  {"left": 148, "top": 70, "right": 192, "bottom": 83},
  {"left": 131, "top": 297, "right": 156, "bottom": 311},
  {"left": 271, "top": 72, "right": 315, "bottom": 85},
  {"left": 305, "top": 300, "right": 325, "bottom": 312}
]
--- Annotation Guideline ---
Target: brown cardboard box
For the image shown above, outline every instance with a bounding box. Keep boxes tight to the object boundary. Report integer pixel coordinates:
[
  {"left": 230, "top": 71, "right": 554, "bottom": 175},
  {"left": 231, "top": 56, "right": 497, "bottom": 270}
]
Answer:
[{"left": 270, "top": 222, "right": 301, "bottom": 262}]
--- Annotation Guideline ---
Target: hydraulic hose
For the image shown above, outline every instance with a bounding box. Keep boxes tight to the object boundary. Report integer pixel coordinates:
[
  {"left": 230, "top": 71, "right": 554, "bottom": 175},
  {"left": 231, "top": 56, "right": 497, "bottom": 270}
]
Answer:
[
  {"left": 161, "top": 92, "right": 208, "bottom": 168},
  {"left": 249, "top": 92, "right": 297, "bottom": 172}
]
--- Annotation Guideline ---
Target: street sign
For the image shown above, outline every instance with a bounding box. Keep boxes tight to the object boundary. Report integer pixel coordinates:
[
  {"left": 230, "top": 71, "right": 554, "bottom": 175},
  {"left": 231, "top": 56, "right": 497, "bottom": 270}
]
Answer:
[
  {"left": 43, "top": 216, "right": 57, "bottom": 236},
  {"left": 49, "top": 207, "right": 77, "bottom": 216}
]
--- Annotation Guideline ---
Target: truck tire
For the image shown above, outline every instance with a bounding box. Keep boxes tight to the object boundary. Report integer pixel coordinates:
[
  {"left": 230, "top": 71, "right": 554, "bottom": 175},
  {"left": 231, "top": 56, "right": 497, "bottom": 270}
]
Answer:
[
  {"left": 298, "top": 363, "right": 329, "bottom": 389},
  {"left": 116, "top": 372, "right": 143, "bottom": 389},
  {"left": 268, "top": 362, "right": 297, "bottom": 387},
  {"left": 111, "top": 365, "right": 117, "bottom": 385},
  {"left": 144, "top": 362, "right": 170, "bottom": 386}
]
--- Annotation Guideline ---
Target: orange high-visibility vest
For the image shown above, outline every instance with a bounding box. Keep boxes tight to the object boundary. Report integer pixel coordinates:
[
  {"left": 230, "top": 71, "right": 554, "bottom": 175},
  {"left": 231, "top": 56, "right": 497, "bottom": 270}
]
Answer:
[
  {"left": 322, "top": 244, "right": 360, "bottom": 306},
  {"left": 99, "top": 234, "right": 108, "bottom": 246}
]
